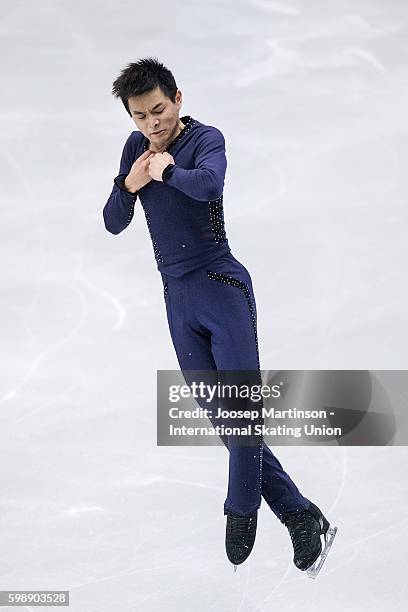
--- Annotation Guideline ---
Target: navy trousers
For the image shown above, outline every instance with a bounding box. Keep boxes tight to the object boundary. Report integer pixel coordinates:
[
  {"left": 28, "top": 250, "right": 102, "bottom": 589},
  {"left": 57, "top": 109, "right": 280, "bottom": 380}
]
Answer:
[{"left": 160, "top": 252, "right": 310, "bottom": 519}]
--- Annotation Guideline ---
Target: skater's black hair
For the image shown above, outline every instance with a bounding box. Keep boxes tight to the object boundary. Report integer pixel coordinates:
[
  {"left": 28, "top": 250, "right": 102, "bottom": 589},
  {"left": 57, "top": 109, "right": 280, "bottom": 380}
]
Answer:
[{"left": 112, "top": 57, "right": 178, "bottom": 117}]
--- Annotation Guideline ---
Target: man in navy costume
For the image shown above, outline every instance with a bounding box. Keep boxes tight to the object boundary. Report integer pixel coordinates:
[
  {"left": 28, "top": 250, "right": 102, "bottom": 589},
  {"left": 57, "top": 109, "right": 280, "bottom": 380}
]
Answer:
[{"left": 103, "top": 57, "right": 337, "bottom": 577}]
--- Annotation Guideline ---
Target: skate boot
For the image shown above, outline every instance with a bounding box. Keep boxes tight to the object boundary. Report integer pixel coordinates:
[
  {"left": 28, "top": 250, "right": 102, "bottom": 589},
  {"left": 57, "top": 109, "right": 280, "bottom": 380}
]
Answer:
[
  {"left": 282, "top": 501, "right": 338, "bottom": 579},
  {"left": 224, "top": 508, "right": 258, "bottom": 572}
]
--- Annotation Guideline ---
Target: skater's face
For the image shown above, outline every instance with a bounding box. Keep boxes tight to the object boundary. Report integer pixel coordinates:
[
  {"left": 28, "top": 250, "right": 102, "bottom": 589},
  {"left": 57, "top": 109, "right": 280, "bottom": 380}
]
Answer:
[{"left": 127, "top": 86, "right": 184, "bottom": 152}]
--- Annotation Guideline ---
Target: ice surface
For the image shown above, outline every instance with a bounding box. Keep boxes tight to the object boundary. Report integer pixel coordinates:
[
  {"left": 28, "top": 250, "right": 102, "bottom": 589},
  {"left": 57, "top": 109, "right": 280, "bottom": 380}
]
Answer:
[{"left": 0, "top": 0, "right": 408, "bottom": 610}]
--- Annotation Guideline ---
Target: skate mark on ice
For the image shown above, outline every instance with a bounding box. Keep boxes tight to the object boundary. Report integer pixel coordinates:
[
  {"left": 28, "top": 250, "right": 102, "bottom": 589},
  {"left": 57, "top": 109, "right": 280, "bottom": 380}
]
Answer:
[
  {"left": 74, "top": 261, "right": 126, "bottom": 331},
  {"left": 248, "top": 0, "right": 300, "bottom": 17},
  {"left": 301, "top": 46, "right": 387, "bottom": 74},
  {"left": 237, "top": 562, "right": 253, "bottom": 612},
  {"left": 5, "top": 385, "right": 77, "bottom": 427},
  {"left": 333, "top": 511, "right": 408, "bottom": 556},
  {"left": 326, "top": 446, "right": 348, "bottom": 516},
  {"left": 1, "top": 283, "right": 88, "bottom": 405},
  {"left": 69, "top": 561, "right": 182, "bottom": 591},
  {"left": 248, "top": 562, "right": 294, "bottom": 612}
]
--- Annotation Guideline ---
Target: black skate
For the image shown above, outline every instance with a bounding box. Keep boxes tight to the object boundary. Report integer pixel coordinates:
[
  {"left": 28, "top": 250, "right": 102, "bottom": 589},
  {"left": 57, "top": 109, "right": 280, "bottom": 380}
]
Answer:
[
  {"left": 224, "top": 508, "right": 258, "bottom": 571},
  {"left": 282, "top": 501, "right": 338, "bottom": 579}
]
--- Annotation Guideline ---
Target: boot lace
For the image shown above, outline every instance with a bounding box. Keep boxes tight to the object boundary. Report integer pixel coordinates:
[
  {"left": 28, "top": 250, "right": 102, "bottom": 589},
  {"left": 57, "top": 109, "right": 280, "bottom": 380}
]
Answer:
[
  {"left": 227, "top": 513, "right": 255, "bottom": 546},
  {"left": 283, "top": 511, "right": 314, "bottom": 555}
]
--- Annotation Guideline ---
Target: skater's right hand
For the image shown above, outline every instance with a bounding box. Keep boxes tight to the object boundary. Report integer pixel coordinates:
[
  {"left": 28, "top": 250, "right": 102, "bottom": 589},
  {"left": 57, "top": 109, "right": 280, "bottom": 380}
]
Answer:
[{"left": 124, "top": 150, "right": 156, "bottom": 193}]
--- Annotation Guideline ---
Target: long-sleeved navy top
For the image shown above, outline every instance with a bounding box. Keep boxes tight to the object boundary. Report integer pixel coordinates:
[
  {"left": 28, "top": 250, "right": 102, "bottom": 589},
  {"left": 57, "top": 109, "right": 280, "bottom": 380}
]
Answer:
[{"left": 103, "top": 115, "right": 232, "bottom": 277}]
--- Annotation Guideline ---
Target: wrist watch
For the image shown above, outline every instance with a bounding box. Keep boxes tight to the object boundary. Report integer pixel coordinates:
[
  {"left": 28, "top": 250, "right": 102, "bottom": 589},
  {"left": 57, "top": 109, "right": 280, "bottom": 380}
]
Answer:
[{"left": 161, "top": 163, "right": 175, "bottom": 182}]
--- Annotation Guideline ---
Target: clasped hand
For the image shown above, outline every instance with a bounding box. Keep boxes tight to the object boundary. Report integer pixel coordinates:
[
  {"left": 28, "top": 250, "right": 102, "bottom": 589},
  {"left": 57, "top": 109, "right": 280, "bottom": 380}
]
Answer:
[{"left": 148, "top": 151, "right": 175, "bottom": 181}]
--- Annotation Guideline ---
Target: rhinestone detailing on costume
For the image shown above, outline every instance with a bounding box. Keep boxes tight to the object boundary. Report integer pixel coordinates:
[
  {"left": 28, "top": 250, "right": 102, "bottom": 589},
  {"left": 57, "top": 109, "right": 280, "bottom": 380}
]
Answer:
[
  {"left": 163, "top": 281, "right": 168, "bottom": 299},
  {"left": 126, "top": 199, "right": 136, "bottom": 228},
  {"left": 209, "top": 195, "right": 227, "bottom": 244},
  {"left": 142, "top": 115, "right": 196, "bottom": 154},
  {"left": 142, "top": 205, "right": 164, "bottom": 263},
  {"left": 206, "top": 270, "right": 260, "bottom": 370},
  {"left": 207, "top": 268, "right": 264, "bottom": 509}
]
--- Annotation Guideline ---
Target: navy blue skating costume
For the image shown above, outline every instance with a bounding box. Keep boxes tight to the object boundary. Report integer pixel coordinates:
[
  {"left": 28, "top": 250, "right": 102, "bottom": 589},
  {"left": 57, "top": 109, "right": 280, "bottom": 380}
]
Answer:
[{"left": 103, "top": 115, "right": 310, "bottom": 519}]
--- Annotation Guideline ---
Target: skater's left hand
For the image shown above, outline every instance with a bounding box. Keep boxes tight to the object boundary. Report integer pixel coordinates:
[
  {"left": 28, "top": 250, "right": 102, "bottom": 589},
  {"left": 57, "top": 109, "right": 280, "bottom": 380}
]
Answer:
[{"left": 148, "top": 152, "right": 175, "bottom": 181}]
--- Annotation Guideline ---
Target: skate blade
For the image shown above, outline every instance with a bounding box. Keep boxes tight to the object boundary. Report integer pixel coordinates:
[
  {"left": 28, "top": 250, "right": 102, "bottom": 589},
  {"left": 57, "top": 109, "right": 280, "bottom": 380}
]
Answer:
[
  {"left": 234, "top": 564, "right": 237, "bottom": 573},
  {"left": 306, "top": 526, "right": 338, "bottom": 579}
]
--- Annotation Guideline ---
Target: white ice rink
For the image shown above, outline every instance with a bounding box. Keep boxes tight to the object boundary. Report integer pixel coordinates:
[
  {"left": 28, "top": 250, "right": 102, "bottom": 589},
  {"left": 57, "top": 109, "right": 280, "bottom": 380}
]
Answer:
[{"left": 1, "top": 0, "right": 408, "bottom": 610}]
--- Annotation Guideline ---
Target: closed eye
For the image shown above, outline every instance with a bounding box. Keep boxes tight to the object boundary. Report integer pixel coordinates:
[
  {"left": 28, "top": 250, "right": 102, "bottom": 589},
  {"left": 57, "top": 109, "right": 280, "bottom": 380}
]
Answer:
[{"left": 134, "top": 109, "right": 164, "bottom": 118}]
